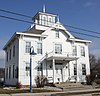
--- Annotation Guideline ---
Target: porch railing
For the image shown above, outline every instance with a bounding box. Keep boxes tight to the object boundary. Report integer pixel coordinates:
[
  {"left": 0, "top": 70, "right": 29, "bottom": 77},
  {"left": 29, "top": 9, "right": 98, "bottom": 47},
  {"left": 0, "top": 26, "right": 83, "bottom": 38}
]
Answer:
[{"left": 39, "top": 51, "right": 78, "bottom": 63}]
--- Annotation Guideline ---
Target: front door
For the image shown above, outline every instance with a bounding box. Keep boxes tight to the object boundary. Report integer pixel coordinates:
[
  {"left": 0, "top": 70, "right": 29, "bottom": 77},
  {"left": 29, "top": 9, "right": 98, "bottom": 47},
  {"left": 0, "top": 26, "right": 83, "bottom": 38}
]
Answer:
[{"left": 55, "top": 63, "right": 63, "bottom": 82}]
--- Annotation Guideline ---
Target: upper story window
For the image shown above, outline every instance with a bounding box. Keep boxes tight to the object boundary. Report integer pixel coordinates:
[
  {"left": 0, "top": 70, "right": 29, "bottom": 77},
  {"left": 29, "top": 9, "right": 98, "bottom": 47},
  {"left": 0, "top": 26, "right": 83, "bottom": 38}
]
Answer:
[
  {"left": 55, "top": 44, "right": 62, "bottom": 54},
  {"left": 6, "top": 51, "right": 8, "bottom": 62},
  {"left": 48, "top": 17, "right": 52, "bottom": 26},
  {"left": 55, "top": 29, "right": 59, "bottom": 38},
  {"left": 81, "top": 46, "right": 85, "bottom": 56},
  {"left": 82, "top": 64, "right": 86, "bottom": 75},
  {"left": 72, "top": 46, "right": 77, "bottom": 56},
  {"left": 9, "top": 49, "right": 11, "bottom": 60},
  {"left": 37, "top": 42, "right": 42, "bottom": 54},
  {"left": 13, "top": 45, "right": 15, "bottom": 57},
  {"left": 25, "top": 41, "right": 31, "bottom": 53},
  {"left": 41, "top": 16, "right": 47, "bottom": 26}
]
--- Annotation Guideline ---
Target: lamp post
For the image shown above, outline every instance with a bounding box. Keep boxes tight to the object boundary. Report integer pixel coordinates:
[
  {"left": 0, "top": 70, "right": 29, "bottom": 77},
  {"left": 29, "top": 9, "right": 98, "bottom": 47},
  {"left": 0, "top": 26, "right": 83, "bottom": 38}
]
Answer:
[{"left": 30, "top": 46, "right": 36, "bottom": 93}]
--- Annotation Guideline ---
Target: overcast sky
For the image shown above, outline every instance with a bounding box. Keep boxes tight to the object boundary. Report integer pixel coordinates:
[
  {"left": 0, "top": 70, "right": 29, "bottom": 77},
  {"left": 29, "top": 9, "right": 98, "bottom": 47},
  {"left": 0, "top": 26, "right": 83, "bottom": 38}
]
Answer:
[{"left": 0, "top": 0, "right": 100, "bottom": 68}]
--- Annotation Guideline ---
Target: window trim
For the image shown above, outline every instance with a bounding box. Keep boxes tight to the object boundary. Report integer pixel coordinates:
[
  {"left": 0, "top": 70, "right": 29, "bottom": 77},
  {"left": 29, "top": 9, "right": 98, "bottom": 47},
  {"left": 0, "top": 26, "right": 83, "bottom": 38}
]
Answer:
[
  {"left": 72, "top": 45, "right": 77, "bottom": 56},
  {"left": 55, "top": 29, "right": 60, "bottom": 38},
  {"left": 6, "top": 51, "right": 8, "bottom": 62},
  {"left": 37, "top": 42, "right": 42, "bottom": 55},
  {"left": 9, "top": 49, "right": 11, "bottom": 60},
  {"left": 74, "top": 64, "right": 77, "bottom": 75},
  {"left": 25, "top": 62, "right": 30, "bottom": 77},
  {"left": 80, "top": 46, "right": 85, "bottom": 57},
  {"left": 13, "top": 45, "right": 15, "bottom": 57},
  {"left": 55, "top": 43, "right": 62, "bottom": 54},
  {"left": 25, "top": 41, "right": 31, "bottom": 53},
  {"left": 82, "top": 64, "right": 86, "bottom": 75}
]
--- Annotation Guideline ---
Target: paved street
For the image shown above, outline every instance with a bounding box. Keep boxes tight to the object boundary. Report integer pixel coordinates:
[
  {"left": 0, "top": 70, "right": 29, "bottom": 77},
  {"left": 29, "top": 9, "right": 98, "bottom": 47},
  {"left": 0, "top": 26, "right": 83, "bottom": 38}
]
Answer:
[{"left": 0, "top": 88, "right": 100, "bottom": 96}]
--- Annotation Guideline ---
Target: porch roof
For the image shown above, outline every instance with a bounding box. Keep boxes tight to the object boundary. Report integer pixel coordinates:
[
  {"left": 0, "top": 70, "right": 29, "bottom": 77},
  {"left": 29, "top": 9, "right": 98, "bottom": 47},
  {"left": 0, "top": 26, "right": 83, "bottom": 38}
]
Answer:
[
  {"left": 39, "top": 52, "right": 79, "bottom": 63},
  {"left": 46, "top": 55, "right": 78, "bottom": 61}
]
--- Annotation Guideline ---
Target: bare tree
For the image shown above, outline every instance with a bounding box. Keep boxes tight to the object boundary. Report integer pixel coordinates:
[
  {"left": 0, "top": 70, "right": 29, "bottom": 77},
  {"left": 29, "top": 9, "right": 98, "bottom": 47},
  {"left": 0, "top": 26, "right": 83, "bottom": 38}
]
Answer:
[{"left": 89, "top": 54, "right": 97, "bottom": 70}]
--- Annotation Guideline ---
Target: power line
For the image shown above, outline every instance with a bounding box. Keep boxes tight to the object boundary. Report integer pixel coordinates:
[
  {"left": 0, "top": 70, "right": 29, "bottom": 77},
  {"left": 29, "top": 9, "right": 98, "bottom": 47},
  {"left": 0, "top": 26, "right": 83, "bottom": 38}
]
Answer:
[
  {"left": 68, "top": 30, "right": 100, "bottom": 38},
  {"left": 0, "top": 15, "right": 32, "bottom": 24},
  {"left": 0, "top": 14, "right": 100, "bottom": 38},
  {"left": 0, "top": 8, "right": 100, "bottom": 35},
  {"left": 0, "top": 9, "right": 32, "bottom": 18},
  {"left": 64, "top": 24, "right": 100, "bottom": 35}
]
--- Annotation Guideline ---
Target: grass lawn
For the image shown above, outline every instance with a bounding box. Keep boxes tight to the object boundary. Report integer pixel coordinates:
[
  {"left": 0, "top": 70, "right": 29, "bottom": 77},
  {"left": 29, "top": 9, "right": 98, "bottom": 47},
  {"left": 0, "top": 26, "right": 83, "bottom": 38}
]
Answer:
[{"left": 0, "top": 88, "right": 58, "bottom": 94}]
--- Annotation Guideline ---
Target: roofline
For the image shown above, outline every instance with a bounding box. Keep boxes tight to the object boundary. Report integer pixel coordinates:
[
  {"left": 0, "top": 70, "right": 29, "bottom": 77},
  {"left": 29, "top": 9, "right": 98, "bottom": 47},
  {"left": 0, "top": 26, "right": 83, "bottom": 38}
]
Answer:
[
  {"left": 69, "top": 38, "right": 92, "bottom": 43},
  {"left": 38, "top": 12, "right": 57, "bottom": 16},
  {"left": 3, "top": 32, "right": 16, "bottom": 50},
  {"left": 32, "top": 11, "right": 57, "bottom": 20},
  {"left": 3, "top": 32, "right": 47, "bottom": 50}
]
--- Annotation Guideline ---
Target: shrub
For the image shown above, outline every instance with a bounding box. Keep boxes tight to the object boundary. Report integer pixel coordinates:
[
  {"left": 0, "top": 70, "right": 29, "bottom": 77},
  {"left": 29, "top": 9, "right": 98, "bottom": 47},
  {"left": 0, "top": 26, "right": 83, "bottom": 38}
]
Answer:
[
  {"left": 35, "top": 75, "right": 48, "bottom": 88},
  {"left": 85, "top": 74, "right": 95, "bottom": 85},
  {"left": 16, "top": 82, "right": 22, "bottom": 89}
]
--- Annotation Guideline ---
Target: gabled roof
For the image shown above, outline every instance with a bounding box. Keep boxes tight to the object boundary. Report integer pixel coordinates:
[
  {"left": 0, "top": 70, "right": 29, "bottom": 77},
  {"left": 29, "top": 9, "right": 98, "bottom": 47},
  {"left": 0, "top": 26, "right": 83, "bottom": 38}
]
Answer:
[
  {"left": 42, "top": 21, "right": 91, "bottom": 43},
  {"left": 42, "top": 21, "right": 75, "bottom": 38},
  {"left": 3, "top": 32, "right": 47, "bottom": 50}
]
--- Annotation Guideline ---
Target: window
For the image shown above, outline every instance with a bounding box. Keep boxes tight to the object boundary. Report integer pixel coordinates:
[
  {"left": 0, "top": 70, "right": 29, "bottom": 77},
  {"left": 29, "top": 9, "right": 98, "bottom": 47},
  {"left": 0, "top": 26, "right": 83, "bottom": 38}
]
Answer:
[
  {"left": 15, "top": 66, "right": 18, "bottom": 78},
  {"left": 48, "top": 17, "right": 52, "bottom": 26},
  {"left": 13, "top": 65, "right": 15, "bottom": 78},
  {"left": 6, "top": 67, "right": 8, "bottom": 79},
  {"left": 82, "top": 64, "right": 86, "bottom": 75},
  {"left": 25, "top": 41, "right": 31, "bottom": 53},
  {"left": 74, "top": 64, "right": 77, "bottom": 75},
  {"left": 9, "top": 49, "right": 11, "bottom": 60},
  {"left": 72, "top": 46, "right": 77, "bottom": 56},
  {"left": 9, "top": 66, "right": 11, "bottom": 79},
  {"left": 13, "top": 45, "right": 15, "bottom": 57},
  {"left": 81, "top": 46, "right": 85, "bottom": 56},
  {"left": 37, "top": 42, "right": 42, "bottom": 54},
  {"left": 42, "top": 16, "right": 47, "bottom": 26},
  {"left": 25, "top": 62, "right": 30, "bottom": 76},
  {"left": 55, "top": 44, "right": 62, "bottom": 54},
  {"left": 6, "top": 52, "right": 8, "bottom": 62},
  {"left": 55, "top": 29, "right": 59, "bottom": 38}
]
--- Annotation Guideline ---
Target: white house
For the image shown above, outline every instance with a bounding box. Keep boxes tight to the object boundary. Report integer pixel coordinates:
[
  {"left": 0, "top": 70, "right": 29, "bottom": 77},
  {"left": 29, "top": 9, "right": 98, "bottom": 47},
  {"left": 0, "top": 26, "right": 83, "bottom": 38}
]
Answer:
[{"left": 3, "top": 11, "right": 91, "bottom": 86}]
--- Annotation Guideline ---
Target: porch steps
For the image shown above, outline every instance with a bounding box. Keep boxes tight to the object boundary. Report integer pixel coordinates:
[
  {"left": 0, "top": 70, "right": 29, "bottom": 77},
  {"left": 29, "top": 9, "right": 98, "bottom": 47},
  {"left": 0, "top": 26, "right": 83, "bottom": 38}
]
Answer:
[{"left": 55, "top": 82, "right": 93, "bottom": 91}]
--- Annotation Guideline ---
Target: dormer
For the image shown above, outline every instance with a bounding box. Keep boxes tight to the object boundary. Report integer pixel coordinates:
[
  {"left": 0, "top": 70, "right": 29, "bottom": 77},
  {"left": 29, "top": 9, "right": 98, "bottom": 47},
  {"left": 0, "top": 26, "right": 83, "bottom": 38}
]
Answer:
[{"left": 32, "top": 12, "right": 57, "bottom": 31}]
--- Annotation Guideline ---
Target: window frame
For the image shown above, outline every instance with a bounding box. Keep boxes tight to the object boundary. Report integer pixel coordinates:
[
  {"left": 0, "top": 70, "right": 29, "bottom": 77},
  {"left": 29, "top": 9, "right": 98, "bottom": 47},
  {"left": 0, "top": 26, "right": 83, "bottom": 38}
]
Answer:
[
  {"left": 55, "top": 43, "right": 62, "bottom": 54},
  {"left": 81, "top": 46, "right": 85, "bottom": 56},
  {"left": 25, "top": 41, "right": 31, "bottom": 53},
  {"left": 72, "top": 46, "right": 77, "bottom": 56},
  {"left": 55, "top": 29, "right": 60, "bottom": 38},
  {"left": 6, "top": 51, "right": 8, "bottom": 62},
  {"left": 74, "top": 64, "right": 77, "bottom": 75},
  {"left": 9, "top": 49, "right": 11, "bottom": 60},
  {"left": 13, "top": 65, "right": 15, "bottom": 78},
  {"left": 37, "top": 42, "right": 42, "bottom": 54},
  {"left": 13, "top": 45, "right": 15, "bottom": 57},
  {"left": 25, "top": 62, "right": 30, "bottom": 77},
  {"left": 82, "top": 64, "right": 86, "bottom": 75}
]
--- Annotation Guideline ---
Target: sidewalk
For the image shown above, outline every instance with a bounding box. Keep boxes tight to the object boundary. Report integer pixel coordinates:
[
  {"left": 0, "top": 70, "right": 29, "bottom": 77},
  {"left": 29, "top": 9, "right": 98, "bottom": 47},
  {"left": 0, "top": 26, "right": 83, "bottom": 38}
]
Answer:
[{"left": 0, "top": 88, "right": 100, "bottom": 96}]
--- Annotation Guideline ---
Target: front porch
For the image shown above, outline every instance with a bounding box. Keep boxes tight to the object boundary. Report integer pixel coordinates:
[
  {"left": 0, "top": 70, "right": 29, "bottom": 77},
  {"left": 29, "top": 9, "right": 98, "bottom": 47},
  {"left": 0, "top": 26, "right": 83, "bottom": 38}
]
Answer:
[{"left": 38, "top": 52, "right": 79, "bottom": 83}]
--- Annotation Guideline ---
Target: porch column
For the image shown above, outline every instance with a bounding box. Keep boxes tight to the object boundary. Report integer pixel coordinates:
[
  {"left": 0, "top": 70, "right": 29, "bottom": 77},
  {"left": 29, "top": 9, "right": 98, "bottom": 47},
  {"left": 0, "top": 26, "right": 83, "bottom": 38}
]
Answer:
[
  {"left": 68, "top": 61, "right": 70, "bottom": 81},
  {"left": 53, "top": 59, "right": 55, "bottom": 83}
]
